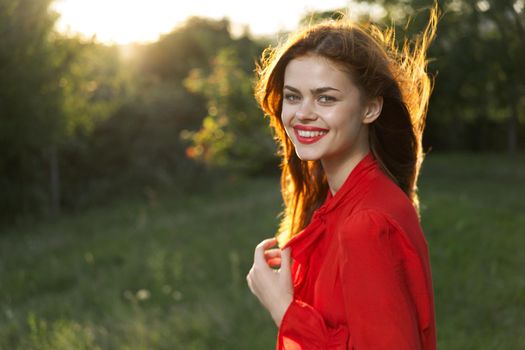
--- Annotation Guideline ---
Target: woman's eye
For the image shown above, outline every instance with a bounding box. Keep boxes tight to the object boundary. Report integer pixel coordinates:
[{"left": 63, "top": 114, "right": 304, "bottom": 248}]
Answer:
[
  {"left": 284, "top": 94, "right": 300, "bottom": 102},
  {"left": 318, "top": 95, "right": 336, "bottom": 103}
]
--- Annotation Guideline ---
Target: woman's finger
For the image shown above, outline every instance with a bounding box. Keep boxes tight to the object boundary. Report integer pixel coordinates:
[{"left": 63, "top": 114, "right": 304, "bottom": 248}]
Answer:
[
  {"left": 265, "top": 248, "right": 282, "bottom": 267},
  {"left": 267, "top": 257, "right": 282, "bottom": 268},
  {"left": 264, "top": 248, "right": 281, "bottom": 259},
  {"left": 246, "top": 269, "right": 255, "bottom": 292},
  {"left": 254, "top": 237, "right": 278, "bottom": 263}
]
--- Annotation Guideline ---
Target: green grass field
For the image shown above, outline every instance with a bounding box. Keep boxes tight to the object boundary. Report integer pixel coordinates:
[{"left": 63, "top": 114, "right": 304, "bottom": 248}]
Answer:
[{"left": 1, "top": 153, "right": 524, "bottom": 349}]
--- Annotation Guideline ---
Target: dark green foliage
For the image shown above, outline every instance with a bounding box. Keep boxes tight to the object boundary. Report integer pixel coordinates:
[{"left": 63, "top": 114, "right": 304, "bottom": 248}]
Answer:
[
  {"left": 0, "top": 0, "right": 62, "bottom": 216},
  {"left": 0, "top": 1, "right": 130, "bottom": 220},
  {"left": 59, "top": 81, "right": 209, "bottom": 209},
  {"left": 422, "top": 0, "right": 525, "bottom": 153},
  {"left": 183, "top": 48, "right": 278, "bottom": 174}
]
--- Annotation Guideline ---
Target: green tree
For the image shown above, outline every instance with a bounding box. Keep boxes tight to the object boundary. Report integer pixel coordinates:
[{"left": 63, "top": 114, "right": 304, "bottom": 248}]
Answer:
[
  {"left": 183, "top": 48, "right": 277, "bottom": 174},
  {"left": 138, "top": 17, "right": 234, "bottom": 82},
  {"left": 54, "top": 39, "right": 134, "bottom": 208},
  {"left": 473, "top": 0, "right": 525, "bottom": 154},
  {"left": 0, "top": 0, "right": 131, "bottom": 221},
  {"left": 0, "top": 0, "right": 63, "bottom": 218},
  {"left": 371, "top": 0, "right": 524, "bottom": 152}
]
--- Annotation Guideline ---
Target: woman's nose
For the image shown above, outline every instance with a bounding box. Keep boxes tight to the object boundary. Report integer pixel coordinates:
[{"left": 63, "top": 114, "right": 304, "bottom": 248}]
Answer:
[{"left": 295, "top": 100, "right": 317, "bottom": 121}]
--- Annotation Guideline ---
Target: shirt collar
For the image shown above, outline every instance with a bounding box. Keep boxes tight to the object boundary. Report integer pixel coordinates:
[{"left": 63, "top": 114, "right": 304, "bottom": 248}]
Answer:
[{"left": 283, "top": 152, "right": 378, "bottom": 262}]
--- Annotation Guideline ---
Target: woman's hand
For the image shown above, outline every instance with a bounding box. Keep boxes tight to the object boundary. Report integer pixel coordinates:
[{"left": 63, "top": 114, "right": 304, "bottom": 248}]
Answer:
[{"left": 246, "top": 237, "right": 293, "bottom": 327}]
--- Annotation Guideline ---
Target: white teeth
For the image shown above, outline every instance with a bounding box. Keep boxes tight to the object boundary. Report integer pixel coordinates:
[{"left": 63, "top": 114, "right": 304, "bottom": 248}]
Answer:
[{"left": 297, "top": 130, "right": 328, "bottom": 138}]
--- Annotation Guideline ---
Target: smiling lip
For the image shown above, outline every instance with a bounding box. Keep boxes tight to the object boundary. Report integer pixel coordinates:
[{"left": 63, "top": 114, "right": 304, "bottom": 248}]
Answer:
[{"left": 293, "top": 125, "right": 329, "bottom": 144}]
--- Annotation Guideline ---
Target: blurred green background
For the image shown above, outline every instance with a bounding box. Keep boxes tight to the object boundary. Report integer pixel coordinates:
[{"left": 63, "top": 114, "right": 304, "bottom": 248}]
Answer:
[{"left": 1, "top": 0, "right": 524, "bottom": 349}]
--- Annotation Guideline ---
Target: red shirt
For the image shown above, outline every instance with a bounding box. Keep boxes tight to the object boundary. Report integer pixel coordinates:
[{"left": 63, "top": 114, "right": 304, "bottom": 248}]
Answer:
[{"left": 277, "top": 153, "right": 437, "bottom": 350}]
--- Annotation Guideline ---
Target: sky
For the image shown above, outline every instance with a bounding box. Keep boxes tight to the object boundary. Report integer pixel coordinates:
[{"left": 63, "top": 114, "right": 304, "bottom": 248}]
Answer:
[{"left": 51, "top": 0, "right": 384, "bottom": 44}]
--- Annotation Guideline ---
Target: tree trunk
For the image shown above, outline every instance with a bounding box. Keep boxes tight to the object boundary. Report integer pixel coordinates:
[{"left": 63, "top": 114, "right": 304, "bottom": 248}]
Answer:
[
  {"left": 507, "top": 101, "right": 518, "bottom": 155},
  {"left": 50, "top": 144, "right": 61, "bottom": 215}
]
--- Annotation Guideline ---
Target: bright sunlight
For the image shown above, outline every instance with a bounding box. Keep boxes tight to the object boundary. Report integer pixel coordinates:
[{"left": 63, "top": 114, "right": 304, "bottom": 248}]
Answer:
[{"left": 52, "top": 0, "right": 377, "bottom": 44}]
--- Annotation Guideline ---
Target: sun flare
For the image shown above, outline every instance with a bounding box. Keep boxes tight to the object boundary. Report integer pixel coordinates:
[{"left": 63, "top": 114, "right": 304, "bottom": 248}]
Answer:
[
  {"left": 52, "top": 0, "right": 368, "bottom": 45},
  {"left": 52, "top": 0, "right": 189, "bottom": 44}
]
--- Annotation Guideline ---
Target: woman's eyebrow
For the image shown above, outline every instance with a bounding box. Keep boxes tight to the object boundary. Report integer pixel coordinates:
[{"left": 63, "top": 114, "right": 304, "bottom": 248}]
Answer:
[
  {"left": 283, "top": 85, "right": 341, "bottom": 94},
  {"left": 283, "top": 85, "right": 300, "bottom": 93},
  {"left": 313, "top": 87, "right": 341, "bottom": 93}
]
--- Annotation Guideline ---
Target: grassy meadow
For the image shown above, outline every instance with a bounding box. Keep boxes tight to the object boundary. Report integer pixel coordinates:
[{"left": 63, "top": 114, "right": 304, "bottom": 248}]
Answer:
[{"left": 0, "top": 153, "right": 524, "bottom": 349}]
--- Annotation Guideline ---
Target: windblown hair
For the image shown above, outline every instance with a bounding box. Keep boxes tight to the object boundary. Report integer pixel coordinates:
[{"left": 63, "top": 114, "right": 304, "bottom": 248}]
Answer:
[{"left": 254, "top": 7, "right": 439, "bottom": 245}]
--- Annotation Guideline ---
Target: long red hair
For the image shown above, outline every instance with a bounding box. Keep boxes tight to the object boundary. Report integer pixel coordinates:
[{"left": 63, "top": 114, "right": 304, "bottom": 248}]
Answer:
[{"left": 255, "top": 7, "right": 439, "bottom": 245}]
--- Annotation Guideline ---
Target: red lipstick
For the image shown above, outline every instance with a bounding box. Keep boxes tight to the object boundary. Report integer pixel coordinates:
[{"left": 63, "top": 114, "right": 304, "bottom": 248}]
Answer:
[{"left": 293, "top": 125, "right": 329, "bottom": 144}]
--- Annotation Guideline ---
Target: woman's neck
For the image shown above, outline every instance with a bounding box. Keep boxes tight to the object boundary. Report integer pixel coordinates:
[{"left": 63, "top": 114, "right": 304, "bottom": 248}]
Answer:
[{"left": 322, "top": 145, "right": 370, "bottom": 195}]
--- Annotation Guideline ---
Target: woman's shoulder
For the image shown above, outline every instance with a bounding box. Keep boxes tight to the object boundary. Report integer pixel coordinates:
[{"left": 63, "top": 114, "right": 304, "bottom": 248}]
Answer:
[
  {"left": 335, "top": 207, "right": 429, "bottom": 271},
  {"left": 357, "top": 168, "right": 420, "bottom": 230},
  {"left": 335, "top": 169, "right": 427, "bottom": 252}
]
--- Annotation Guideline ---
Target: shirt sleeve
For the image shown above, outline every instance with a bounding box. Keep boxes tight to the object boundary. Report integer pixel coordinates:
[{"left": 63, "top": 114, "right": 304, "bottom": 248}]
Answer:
[
  {"left": 277, "top": 299, "right": 349, "bottom": 350},
  {"left": 337, "top": 209, "right": 423, "bottom": 350}
]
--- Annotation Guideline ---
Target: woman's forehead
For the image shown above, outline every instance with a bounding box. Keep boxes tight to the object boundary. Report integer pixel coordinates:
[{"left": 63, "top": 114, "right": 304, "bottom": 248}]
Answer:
[{"left": 283, "top": 55, "right": 354, "bottom": 91}]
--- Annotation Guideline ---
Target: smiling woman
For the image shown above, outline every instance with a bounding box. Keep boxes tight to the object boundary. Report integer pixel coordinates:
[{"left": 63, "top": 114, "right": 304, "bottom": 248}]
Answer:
[
  {"left": 281, "top": 55, "right": 381, "bottom": 190},
  {"left": 247, "top": 4, "right": 440, "bottom": 349}
]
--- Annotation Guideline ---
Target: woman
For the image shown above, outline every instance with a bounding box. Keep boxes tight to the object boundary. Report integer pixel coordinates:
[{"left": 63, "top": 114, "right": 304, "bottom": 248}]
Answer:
[{"left": 246, "top": 7, "right": 438, "bottom": 350}]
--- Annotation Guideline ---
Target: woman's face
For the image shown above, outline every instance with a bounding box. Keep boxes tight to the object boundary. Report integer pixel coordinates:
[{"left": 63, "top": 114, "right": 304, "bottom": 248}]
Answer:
[{"left": 281, "top": 54, "right": 374, "bottom": 167}]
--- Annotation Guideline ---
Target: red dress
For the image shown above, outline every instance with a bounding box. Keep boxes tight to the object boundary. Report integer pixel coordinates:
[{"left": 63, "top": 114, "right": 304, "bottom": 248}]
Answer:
[{"left": 277, "top": 153, "right": 437, "bottom": 350}]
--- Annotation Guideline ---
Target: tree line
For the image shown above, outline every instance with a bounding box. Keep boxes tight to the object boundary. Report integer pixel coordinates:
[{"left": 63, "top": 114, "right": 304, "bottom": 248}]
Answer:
[{"left": 1, "top": 0, "right": 523, "bottom": 223}]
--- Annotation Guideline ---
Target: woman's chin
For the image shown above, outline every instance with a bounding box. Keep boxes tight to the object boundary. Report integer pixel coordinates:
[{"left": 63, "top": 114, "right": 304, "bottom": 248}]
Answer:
[{"left": 294, "top": 151, "right": 322, "bottom": 162}]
